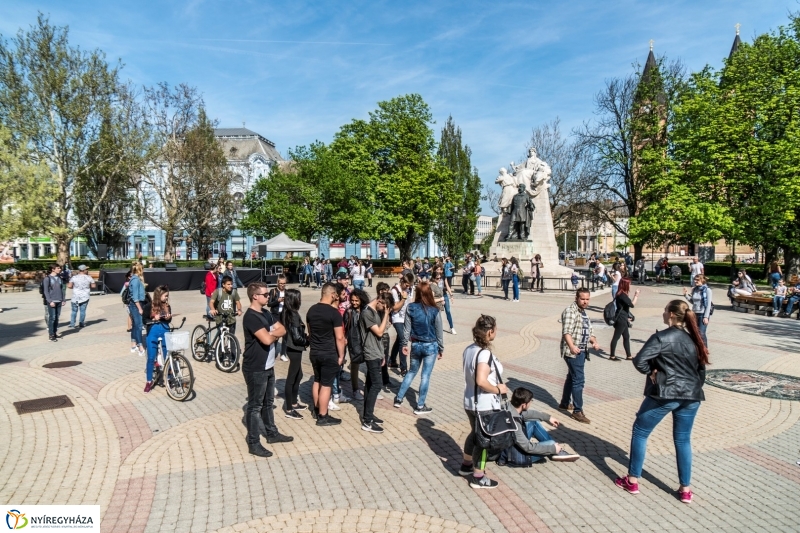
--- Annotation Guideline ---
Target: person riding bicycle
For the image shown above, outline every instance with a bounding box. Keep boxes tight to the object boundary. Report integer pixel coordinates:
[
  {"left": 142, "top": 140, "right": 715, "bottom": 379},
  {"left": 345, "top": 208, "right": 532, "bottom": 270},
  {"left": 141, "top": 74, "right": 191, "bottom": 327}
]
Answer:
[
  {"left": 143, "top": 285, "right": 172, "bottom": 393},
  {"left": 209, "top": 275, "right": 242, "bottom": 337}
]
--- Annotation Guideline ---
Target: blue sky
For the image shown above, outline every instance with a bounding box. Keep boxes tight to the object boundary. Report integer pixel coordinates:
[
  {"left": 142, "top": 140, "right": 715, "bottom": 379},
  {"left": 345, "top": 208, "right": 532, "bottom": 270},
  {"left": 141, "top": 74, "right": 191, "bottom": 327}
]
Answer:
[{"left": 1, "top": 1, "right": 796, "bottom": 214}]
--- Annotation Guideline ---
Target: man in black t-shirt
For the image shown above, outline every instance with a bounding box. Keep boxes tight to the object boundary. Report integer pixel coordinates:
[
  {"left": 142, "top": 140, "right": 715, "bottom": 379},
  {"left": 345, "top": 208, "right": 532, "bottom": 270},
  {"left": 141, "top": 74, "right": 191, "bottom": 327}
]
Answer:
[
  {"left": 242, "top": 282, "right": 292, "bottom": 458},
  {"left": 306, "top": 282, "right": 346, "bottom": 426}
]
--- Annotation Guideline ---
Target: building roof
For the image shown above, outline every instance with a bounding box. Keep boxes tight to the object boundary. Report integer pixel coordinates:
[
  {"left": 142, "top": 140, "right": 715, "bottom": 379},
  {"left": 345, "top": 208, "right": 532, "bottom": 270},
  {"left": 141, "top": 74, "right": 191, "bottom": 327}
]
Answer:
[
  {"left": 214, "top": 128, "right": 283, "bottom": 162},
  {"left": 641, "top": 49, "right": 658, "bottom": 85}
]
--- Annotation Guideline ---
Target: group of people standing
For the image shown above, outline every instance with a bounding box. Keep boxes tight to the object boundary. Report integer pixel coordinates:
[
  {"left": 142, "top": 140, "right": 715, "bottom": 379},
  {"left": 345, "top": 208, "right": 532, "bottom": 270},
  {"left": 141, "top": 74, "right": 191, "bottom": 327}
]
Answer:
[{"left": 40, "top": 263, "right": 96, "bottom": 341}]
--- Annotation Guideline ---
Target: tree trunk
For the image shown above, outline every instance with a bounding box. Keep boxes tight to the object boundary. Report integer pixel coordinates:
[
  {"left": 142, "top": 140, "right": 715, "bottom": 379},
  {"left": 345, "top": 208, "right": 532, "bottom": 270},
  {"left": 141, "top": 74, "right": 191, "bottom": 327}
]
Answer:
[
  {"left": 56, "top": 236, "right": 71, "bottom": 267},
  {"left": 394, "top": 235, "right": 413, "bottom": 262},
  {"left": 633, "top": 243, "right": 644, "bottom": 262}
]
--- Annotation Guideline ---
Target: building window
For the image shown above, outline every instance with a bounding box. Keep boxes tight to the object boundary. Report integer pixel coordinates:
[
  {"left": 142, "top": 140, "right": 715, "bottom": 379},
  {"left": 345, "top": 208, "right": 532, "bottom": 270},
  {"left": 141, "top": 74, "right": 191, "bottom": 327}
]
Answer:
[
  {"left": 147, "top": 236, "right": 156, "bottom": 258},
  {"left": 231, "top": 236, "right": 246, "bottom": 259}
]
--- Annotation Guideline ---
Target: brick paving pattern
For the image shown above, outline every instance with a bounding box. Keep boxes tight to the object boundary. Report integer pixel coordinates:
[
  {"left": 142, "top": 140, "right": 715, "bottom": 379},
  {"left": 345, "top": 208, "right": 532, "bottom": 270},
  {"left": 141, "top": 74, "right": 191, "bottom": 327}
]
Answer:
[{"left": 1, "top": 280, "right": 799, "bottom": 532}]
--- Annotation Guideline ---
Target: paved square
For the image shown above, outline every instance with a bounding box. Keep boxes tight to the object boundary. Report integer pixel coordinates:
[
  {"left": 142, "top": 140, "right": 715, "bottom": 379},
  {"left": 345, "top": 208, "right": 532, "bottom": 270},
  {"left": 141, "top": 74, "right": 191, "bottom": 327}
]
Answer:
[{"left": 1, "top": 281, "right": 799, "bottom": 533}]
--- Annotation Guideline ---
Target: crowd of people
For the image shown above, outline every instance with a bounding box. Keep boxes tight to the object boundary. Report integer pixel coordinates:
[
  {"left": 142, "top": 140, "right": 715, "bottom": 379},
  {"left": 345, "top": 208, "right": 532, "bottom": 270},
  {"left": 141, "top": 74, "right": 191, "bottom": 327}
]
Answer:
[{"left": 36, "top": 251, "right": 716, "bottom": 500}]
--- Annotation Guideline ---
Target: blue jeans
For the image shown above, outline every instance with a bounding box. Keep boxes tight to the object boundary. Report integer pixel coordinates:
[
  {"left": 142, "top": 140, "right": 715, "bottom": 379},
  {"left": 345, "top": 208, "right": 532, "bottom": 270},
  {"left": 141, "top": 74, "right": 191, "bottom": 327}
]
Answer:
[
  {"left": 70, "top": 300, "right": 88, "bottom": 327},
  {"left": 474, "top": 275, "right": 482, "bottom": 293},
  {"left": 773, "top": 296, "right": 784, "bottom": 314},
  {"left": 47, "top": 302, "right": 62, "bottom": 336},
  {"left": 560, "top": 350, "right": 586, "bottom": 412},
  {"left": 502, "top": 279, "right": 510, "bottom": 299},
  {"left": 611, "top": 285, "right": 618, "bottom": 300},
  {"left": 694, "top": 314, "right": 708, "bottom": 347},
  {"left": 443, "top": 293, "right": 454, "bottom": 329},
  {"left": 129, "top": 303, "right": 143, "bottom": 346},
  {"left": 500, "top": 420, "right": 556, "bottom": 464},
  {"left": 146, "top": 323, "right": 168, "bottom": 382},
  {"left": 315, "top": 272, "right": 322, "bottom": 287},
  {"left": 396, "top": 341, "right": 438, "bottom": 407},
  {"left": 205, "top": 296, "right": 211, "bottom": 316},
  {"left": 512, "top": 274, "right": 520, "bottom": 300},
  {"left": 785, "top": 295, "right": 800, "bottom": 316},
  {"left": 353, "top": 280, "right": 365, "bottom": 290},
  {"left": 628, "top": 396, "right": 700, "bottom": 486},
  {"left": 770, "top": 272, "right": 782, "bottom": 288}
]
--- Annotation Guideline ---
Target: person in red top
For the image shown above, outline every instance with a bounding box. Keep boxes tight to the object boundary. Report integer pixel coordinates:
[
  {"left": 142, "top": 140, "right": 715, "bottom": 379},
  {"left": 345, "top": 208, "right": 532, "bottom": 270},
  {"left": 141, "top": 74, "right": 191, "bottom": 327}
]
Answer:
[{"left": 205, "top": 263, "right": 222, "bottom": 316}]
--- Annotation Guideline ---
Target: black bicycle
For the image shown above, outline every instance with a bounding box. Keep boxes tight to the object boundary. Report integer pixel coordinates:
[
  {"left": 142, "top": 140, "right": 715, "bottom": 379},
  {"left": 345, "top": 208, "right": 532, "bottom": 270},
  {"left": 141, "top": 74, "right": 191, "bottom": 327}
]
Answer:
[{"left": 190, "top": 313, "right": 241, "bottom": 372}]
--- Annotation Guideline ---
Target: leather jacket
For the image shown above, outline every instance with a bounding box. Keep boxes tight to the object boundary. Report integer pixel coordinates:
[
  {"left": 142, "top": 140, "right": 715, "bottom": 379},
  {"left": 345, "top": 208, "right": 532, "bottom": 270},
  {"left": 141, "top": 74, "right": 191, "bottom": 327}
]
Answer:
[{"left": 633, "top": 326, "right": 706, "bottom": 401}]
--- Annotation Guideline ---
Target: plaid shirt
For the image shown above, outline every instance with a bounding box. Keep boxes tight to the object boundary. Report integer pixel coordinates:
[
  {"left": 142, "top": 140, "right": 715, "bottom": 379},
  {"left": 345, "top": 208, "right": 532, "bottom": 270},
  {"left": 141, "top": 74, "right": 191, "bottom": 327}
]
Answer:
[{"left": 561, "top": 301, "right": 594, "bottom": 359}]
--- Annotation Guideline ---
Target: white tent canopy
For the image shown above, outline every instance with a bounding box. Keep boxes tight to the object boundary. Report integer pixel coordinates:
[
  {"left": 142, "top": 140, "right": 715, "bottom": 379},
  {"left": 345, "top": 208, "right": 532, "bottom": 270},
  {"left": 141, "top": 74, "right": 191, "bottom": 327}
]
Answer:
[{"left": 251, "top": 232, "right": 316, "bottom": 253}]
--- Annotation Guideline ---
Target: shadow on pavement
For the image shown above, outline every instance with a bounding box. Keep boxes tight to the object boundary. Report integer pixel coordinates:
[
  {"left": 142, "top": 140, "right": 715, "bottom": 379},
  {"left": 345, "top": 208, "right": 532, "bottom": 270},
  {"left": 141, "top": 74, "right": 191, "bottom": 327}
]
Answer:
[
  {"left": 0, "top": 318, "right": 46, "bottom": 349},
  {"left": 415, "top": 418, "right": 464, "bottom": 477},
  {"left": 735, "top": 315, "right": 800, "bottom": 353},
  {"left": 506, "top": 376, "right": 560, "bottom": 410}
]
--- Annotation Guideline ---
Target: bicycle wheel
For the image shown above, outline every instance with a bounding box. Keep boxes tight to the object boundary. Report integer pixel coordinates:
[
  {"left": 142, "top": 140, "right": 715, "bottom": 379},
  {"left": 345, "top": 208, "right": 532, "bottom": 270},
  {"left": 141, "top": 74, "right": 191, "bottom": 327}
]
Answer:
[
  {"left": 215, "top": 332, "right": 241, "bottom": 373},
  {"left": 190, "top": 325, "right": 208, "bottom": 362},
  {"left": 164, "top": 352, "right": 194, "bottom": 401}
]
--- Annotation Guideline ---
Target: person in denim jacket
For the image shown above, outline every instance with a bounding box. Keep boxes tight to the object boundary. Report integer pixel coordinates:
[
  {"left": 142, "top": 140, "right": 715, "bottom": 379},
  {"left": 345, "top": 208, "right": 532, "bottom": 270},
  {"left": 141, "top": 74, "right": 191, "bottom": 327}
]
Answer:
[{"left": 393, "top": 282, "right": 444, "bottom": 415}]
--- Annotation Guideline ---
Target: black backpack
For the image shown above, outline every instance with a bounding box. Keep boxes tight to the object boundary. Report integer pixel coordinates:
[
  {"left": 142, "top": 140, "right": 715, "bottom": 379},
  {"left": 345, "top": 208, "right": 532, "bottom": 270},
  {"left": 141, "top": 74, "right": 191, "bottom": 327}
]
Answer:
[
  {"left": 121, "top": 285, "right": 133, "bottom": 305},
  {"left": 603, "top": 300, "right": 618, "bottom": 326}
]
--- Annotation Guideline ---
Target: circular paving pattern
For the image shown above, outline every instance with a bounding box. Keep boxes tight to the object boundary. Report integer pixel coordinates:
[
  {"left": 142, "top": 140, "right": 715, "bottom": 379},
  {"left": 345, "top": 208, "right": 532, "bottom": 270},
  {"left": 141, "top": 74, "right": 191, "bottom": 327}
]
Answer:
[{"left": 705, "top": 369, "right": 800, "bottom": 401}]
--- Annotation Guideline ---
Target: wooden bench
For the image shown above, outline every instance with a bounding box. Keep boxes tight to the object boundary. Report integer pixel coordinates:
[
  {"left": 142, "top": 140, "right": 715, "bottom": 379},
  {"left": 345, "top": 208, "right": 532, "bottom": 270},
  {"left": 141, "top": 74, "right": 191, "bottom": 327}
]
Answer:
[
  {"left": 732, "top": 293, "right": 773, "bottom": 315},
  {"left": 2, "top": 280, "right": 27, "bottom": 292},
  {"left": 373, "top": 267, "right": 403, "bottom": 277}
]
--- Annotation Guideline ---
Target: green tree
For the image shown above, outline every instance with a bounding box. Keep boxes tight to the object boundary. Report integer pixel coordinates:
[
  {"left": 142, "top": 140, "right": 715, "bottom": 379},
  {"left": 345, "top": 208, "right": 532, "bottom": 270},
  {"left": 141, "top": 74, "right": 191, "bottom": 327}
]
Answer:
[
  {"left": 0, "top": 123, "right": 55, "bottom": 242},
  {"left": 331, "top": 94, "right": 453, "bottom": 259},
  {"left": 0, "top": 14, "right": 146, "bottom": 264},
  {"left": 433, "top": 115, "right": 480, "bottom": 258}
]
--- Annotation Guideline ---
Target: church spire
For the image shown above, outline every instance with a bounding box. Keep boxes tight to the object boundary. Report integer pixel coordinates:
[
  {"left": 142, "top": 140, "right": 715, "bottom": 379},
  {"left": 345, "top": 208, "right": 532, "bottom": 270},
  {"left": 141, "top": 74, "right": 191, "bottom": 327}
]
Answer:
[
  {"left": 729, "top": 23, "right": 742, "bottom": 59},
  {"left": 641, "top": 40, "right": 658, "bottom": 85}
]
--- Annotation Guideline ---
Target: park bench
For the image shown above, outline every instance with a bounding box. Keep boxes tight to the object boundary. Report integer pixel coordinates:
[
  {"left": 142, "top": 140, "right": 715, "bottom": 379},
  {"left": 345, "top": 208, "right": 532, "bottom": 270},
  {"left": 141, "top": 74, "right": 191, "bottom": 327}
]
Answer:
[
  {"left": 374, "top": 266, "right": 403, "bottom": 277},
  {"left": 2, "top": 280, "right": 27, "bottom": 292},
  {"left": 731, "top": 293, "right": 774, "bottom": 315}
]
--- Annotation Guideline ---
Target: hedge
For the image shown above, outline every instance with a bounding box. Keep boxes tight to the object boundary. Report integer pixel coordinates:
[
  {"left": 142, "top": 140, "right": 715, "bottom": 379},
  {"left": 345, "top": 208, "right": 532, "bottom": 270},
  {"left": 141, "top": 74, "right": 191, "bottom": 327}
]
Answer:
[{"left": 674, "top": 262, "right": 773, "bottom": 278}]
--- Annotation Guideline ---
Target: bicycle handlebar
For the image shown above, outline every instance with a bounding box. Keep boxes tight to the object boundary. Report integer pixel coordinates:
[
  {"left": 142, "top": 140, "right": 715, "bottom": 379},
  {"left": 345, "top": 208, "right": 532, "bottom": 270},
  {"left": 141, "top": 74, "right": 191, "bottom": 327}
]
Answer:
[{"left": 167, "top": 317, "right": 187, "bottom": 332}]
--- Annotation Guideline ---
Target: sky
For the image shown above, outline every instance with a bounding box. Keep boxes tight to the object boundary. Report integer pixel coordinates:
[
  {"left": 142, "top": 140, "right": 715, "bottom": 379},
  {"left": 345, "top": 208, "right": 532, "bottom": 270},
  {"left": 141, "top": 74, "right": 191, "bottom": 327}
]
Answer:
[{"left": 1, "top": 1, "right": 797, "bottom": 214}]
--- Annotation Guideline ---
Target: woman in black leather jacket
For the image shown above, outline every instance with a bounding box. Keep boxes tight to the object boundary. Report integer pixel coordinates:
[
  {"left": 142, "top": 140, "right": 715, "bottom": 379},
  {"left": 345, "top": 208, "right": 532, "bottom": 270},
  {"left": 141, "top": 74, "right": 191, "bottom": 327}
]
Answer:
[{"left": 615, "top": 299, "right": 709, "bottom": 504}]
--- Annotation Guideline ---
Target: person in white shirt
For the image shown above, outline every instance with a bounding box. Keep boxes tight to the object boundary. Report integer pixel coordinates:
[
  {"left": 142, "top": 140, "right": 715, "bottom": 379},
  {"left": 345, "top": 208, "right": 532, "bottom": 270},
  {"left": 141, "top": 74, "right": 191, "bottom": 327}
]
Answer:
[
  {"left": 68, "top": 264, "right": 96, "bottom": 329},
  {"left": 389, "top": 273, "right": 414, "bottom": 375},
  {"left": 610, "top": 265, "right": 622, "bottom": 299},
  {"left": 350, "top": 260, "right": 366, "bottom": 290},
  {"left": 689, "top": 257, "right": 704, "bottom": 286}
]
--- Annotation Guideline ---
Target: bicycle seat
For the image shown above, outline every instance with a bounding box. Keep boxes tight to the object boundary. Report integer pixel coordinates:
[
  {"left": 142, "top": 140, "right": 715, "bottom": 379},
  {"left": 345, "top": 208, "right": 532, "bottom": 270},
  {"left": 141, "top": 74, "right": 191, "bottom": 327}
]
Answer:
[{"left": 203, "top": 314, "right": 213, "bottom": 321}]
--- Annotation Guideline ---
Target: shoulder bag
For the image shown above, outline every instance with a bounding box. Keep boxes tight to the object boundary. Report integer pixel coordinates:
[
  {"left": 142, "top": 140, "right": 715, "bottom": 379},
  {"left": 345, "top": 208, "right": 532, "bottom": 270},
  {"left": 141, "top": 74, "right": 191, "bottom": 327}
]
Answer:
[{"left": 472, "top": 350, "right": 516, "bottom": 454}]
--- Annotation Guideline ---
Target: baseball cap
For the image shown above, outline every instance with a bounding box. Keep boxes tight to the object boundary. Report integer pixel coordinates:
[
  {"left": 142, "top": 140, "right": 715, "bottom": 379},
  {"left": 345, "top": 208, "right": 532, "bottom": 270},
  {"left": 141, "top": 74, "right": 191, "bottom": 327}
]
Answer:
[{"left": 78, "top": 264, "right": 88, "bottom": 271}]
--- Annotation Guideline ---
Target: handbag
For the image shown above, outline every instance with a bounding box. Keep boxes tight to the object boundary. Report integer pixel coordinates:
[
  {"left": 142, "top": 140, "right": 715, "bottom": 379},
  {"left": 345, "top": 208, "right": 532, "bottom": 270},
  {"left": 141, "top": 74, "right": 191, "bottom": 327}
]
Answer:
[{"left": 472, "top": 350, "right": 516, "bottom": 454}]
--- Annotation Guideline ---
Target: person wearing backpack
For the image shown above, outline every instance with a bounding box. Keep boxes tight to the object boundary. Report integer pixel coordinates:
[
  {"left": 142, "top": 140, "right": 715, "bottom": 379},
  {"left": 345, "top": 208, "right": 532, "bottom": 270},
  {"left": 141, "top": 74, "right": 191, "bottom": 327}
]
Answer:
[
  {"left": 497, "top": 387, "right": 580, "bottom": 467},
  {"left": 683, "top": 275, "right": 713, "bottom": 347},
  {"left": 128, "top": 263, "right": 147, "bottom": 356},
  {"left": 609, "top": 278, "right": 640, "bottom": 361},
  {"left": 42, "top": 264, "right": 64, "bottom": 342}
]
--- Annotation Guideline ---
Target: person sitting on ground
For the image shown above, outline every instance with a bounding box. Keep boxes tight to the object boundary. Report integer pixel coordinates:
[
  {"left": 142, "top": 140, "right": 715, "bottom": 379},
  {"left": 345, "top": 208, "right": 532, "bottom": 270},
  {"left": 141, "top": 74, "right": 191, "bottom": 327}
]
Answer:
[{"left": 497, "top": 387, "right": 580, "bottom": 466}]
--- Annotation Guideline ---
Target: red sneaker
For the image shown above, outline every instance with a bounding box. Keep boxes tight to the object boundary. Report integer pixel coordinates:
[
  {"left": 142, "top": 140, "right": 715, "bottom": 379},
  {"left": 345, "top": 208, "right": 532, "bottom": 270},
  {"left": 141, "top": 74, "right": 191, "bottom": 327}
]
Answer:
[
  {"left": 615, "top": 475, "right": 639, "bottom": 494},
  {"left": 679, "top": 490, "right": 692, "bottom": 504},
  {"left": 144, "top": 381, "right": 153, "bottom": 393}
]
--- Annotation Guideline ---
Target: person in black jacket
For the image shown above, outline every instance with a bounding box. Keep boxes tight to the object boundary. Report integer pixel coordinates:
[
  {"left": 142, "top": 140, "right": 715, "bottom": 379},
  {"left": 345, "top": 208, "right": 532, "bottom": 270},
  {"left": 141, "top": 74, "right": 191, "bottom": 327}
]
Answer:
[
  {"left": 609, "top": 278, "right": 640, "bottom": 361},
  {"left": 281, "top": 289, "right": 308, "bottom": 419},
  {"left": 343, "top": 288, "right": 370, "bottom": 401},
  {"left": 267, "top": 275, "right": 288, "bottom": 361},
  {"left": 616, "top": 299, "right": 709, "bottom": 504}
]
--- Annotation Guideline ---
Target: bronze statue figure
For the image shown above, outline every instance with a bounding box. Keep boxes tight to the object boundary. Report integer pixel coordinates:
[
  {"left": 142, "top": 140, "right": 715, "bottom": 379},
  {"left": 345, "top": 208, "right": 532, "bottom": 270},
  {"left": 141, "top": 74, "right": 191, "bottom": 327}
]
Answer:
[{"left": 505, "top": 183, "right": 536, "bottom": 241}]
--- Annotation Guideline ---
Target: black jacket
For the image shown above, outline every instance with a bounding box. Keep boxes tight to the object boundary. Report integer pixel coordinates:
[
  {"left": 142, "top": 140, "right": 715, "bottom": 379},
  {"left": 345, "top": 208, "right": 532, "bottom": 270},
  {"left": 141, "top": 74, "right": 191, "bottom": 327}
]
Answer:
[
  {"left": 267, "top": 288, "right": 283, "bottom": 317},
  {"left": 633, "top": 326, "right": 706, "bottom": 401}
]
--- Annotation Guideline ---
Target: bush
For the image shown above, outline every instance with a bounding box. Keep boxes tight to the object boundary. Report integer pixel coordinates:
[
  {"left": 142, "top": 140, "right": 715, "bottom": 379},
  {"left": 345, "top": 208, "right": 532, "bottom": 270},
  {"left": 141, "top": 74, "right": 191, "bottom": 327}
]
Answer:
[{"left": 673, "top": 262, "right": 772, "bottom": 278}]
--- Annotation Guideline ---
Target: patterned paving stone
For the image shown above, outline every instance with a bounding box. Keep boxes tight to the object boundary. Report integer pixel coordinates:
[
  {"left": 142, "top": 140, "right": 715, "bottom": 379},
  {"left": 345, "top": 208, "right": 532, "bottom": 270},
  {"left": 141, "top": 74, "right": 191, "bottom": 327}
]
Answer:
[{"left": 1, "top": 283, "right": 799, "bottom": 532}]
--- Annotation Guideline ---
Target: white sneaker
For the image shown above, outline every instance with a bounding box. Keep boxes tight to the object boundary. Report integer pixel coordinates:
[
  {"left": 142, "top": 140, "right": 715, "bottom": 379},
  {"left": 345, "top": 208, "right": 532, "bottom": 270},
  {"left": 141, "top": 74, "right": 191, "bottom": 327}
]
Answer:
[
  {"left": 377, "top": 393, "right": 385, "bottom": 400},
  {"left": 280, "top": 354, "right": 288, "bottom": 362},
  {"left": 328, "top": 399, "right": 341, "bottom": 411},
  {"left": 450, "top": 328, "right": 456, "bottom": 335},
  {"left": 137, "top": 347, "right": 145, "bottom": 357},
  {"left": 130, "top": 346, "right": 138, "bottom": 354}
]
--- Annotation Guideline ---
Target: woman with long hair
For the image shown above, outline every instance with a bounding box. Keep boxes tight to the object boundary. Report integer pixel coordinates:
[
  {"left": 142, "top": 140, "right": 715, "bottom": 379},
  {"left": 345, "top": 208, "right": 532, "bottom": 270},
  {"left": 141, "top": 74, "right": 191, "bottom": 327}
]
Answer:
[
  {"left": 431, "top": 267, "right": 455, "bottom": 335},
  {"left": 769, "top": 260, "right": 783, "bottom": 289},
  {"left": 473, "top": 259, "right": 483, "bottom": 297},
  {"left": 393, "top": 282, "right": 444, "bottom": 414},
  {"left": 129, "top": 263, "right": 147, "bottom": 356},
  {"left": 142, "top": 285, "right": 171, "bottom": 393},
  {"left": 459, "top": 314, "right": 505, "bottom": 489},
  {"left": 510, "top": 257, "right": 521, "bottom": 302},
  {"left": 609, "top": 278, "right": 640, "bottom": 361},
  {"left": 616, "top": 299, "right": 709, "bottom": 504},
  {"left": 281, "top": 289, "right": 308, "bottom": 419},
  {"left": 344, "top": 288, "right": 371, "bottom": 400}
]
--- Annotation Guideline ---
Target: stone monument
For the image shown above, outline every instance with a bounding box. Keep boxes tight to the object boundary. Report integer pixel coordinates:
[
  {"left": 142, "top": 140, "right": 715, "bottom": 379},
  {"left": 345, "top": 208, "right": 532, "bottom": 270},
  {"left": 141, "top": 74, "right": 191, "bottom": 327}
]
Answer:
[{"left": 487, "top": 147, "right": 573, "bottom": 282}]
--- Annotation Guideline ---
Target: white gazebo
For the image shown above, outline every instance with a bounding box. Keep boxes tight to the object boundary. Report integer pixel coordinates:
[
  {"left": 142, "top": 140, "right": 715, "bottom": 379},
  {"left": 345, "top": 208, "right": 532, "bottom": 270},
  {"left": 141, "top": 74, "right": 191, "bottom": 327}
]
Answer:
[{"left": 251, "top": 232, "right": 316, "bottom": 256}]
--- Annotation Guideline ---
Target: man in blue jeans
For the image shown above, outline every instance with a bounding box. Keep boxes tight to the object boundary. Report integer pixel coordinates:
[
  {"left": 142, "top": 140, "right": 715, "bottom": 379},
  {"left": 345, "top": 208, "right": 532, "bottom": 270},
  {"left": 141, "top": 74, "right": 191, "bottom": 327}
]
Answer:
[
  {"left": 499, "top": 388, "right": 580, "bottom": 465},
  {"left": 559, "top": 288, "right": 601, "bottom": 424}
]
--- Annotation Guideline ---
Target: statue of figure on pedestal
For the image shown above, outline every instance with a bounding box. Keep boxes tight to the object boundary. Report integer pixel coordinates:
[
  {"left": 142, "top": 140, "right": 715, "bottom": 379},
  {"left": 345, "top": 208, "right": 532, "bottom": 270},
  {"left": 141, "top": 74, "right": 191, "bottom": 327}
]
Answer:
[
  {"left": 504, "top": 183, "right": 536, "bottom": 241},
  {"left": 495, "top": 167, "right": 517, "bottom": 212}
]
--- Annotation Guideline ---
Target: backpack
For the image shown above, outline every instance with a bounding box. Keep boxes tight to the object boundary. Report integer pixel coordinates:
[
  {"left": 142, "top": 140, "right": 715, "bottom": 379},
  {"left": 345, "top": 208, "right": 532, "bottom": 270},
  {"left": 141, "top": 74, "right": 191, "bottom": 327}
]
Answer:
[
  {"left": 200, "top": 280, "right": 206, "bottom": 295},
  {"left": 39, "top": 277, "right": 49, "bottom": 304},
  {"left": 121, "top": 285, "right": 133, "bottom": 305},
  {"left": 603, "top": 300, "right": 618, "bottom": 326}
]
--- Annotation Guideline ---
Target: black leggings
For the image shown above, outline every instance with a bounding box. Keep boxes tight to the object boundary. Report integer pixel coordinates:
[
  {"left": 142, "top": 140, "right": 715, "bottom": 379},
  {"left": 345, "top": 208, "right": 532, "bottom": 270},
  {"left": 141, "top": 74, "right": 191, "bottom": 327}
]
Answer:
[
  {"left": 610, "top": 317, "right": 631, "bottom": 358},
  {"left": 284, "top": 348, "right": 303, "bottom": 407}
]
